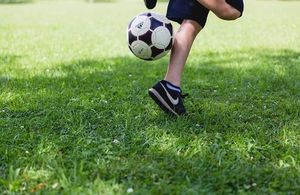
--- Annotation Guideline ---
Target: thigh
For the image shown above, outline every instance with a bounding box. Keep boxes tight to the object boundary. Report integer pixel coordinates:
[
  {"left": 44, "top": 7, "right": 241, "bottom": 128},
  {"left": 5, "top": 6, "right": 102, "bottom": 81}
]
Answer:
[
  {"left": 197, "top": 0, "right": 228, "bottom": 13},
  {"left": 198, "top": 0, "right": 244, "bottom": 15},
  {"left": 198, "top": 0, "right": 244, "bottom": 19}
]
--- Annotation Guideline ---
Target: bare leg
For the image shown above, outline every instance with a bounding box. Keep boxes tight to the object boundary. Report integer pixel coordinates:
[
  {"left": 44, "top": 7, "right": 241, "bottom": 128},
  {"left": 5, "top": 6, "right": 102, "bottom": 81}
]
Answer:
[
  {"left": 164, "top": 20, "right": 201, "bottom": 87},
  {"left": 197, "top": 0, "right": 241, "bottom": 20}
]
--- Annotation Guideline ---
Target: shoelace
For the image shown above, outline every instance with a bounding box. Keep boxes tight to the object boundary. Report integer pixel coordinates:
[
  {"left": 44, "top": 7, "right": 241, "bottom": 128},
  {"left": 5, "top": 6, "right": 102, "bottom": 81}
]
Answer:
[{"left": 180, "top": 93, "right": 189, "bottom": 99}]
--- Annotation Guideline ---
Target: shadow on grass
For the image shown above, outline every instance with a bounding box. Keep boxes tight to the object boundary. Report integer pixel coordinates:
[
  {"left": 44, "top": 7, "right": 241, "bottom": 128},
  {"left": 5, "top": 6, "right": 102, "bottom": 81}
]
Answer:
[
  {"left": 0, "top": 48, "right": 299, "bottom": 193},
  {"left": 0, "top": 0, "right": 33, "bottom": 4}
]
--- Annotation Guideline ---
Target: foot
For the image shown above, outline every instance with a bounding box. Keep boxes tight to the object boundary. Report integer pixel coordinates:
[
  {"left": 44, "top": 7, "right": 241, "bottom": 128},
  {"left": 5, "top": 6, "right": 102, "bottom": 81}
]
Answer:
[
  {"left": 148, "top": 80, "right": 188, "bottom": 116},
  {"left": 144, "top": 0, "right": 157, "bottom": 9}
]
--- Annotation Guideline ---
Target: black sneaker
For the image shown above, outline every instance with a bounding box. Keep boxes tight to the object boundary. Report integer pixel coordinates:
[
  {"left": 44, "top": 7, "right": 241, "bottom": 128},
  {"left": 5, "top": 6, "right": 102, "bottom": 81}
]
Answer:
[
  {"left": 148, "top": 80, "right": 188, "bottom": 116},
  {"left": 144, "top": 0, "right": 157, "bottom": 9}
]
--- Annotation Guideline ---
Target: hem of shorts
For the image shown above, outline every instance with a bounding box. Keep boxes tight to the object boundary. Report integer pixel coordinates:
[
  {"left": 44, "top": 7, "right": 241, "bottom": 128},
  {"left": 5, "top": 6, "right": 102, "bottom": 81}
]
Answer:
[{"left": 166, "top": 15, "right": 206, "bottom": 28}]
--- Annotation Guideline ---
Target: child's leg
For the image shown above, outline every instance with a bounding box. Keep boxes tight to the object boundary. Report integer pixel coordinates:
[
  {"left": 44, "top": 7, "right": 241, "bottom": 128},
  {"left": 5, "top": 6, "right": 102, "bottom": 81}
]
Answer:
[
  {"left": 197, "top": 0, "right": 244, "bottom": 20},
  {"left": 148, "top": 0, "right": 209, "bottom": 116},
  {"left": 148, "top": 20, "right": 201, "bottom": 116},
  {"left": 164, "top": 20, "right": 201, "bottom": 87}
]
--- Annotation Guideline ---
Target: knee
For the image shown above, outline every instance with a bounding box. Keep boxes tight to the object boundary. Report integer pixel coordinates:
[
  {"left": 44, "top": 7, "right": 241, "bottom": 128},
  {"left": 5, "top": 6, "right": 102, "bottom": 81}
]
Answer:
[
  {"left": 180, "top": 20, "right": 202, "bottom": 37},
  {"left": 215, "top": 6, "right": 241, "bottom": 20}
]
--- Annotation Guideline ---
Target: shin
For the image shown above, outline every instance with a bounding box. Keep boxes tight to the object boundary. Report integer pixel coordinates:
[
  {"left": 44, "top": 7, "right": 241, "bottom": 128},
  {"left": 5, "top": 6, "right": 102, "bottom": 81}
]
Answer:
[{"left": 164, "top": 20, "right": 201, "bottom": 87}]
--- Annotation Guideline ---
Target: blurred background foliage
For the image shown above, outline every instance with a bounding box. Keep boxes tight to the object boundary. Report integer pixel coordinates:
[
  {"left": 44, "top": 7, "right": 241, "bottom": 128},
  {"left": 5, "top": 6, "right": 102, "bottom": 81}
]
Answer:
[
  {"left": 0, "top": 0, "right": 114, "bottom": 3},
  {"left": 0, "top": 0, "right": 116, "bottom": 3},
  {"left": 0, "top": 0, "right": 34, "bottom": 3}
]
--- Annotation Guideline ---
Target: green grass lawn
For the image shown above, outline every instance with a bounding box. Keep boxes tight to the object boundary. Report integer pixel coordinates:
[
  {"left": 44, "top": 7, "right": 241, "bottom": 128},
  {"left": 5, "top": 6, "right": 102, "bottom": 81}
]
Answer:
[{"left": 0, "top": 0, "right": 300, "bottom": 194}]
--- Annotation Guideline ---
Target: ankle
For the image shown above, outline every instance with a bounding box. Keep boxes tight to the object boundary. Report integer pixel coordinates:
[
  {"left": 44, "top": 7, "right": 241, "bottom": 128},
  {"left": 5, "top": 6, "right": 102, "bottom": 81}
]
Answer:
[
  {"left": 162, "top": 79, "right": 181, "bottom": 88},
  {"left": 161, "top": 80, "right": 181, "bottom": 93}
]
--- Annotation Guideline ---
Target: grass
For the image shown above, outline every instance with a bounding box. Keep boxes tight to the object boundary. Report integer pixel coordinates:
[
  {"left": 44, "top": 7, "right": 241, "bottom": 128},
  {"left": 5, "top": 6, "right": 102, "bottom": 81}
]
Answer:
[{"left": 0, "top": 0, "right": 300, "bottom": 194}]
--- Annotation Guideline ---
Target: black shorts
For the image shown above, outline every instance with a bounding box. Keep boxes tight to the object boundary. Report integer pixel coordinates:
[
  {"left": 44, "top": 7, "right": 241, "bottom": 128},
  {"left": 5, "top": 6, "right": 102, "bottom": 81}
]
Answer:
[
  {"left": 166, "top": 0, "right": 244, "bottom": 28},
  {"left": 167, "top": 0, "right": 209, "bottom": 28}
]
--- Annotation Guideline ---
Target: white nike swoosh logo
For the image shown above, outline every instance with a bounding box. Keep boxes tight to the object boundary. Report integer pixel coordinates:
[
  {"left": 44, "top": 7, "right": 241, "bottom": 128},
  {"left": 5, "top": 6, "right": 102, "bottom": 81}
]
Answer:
[{"left": 160, "top": 83, "right": 179, "bottom": 105}]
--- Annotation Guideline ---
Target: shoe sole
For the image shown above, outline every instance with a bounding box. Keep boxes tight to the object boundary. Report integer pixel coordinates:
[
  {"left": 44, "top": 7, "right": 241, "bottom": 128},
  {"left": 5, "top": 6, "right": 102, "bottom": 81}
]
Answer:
[
  {"left": 148, "top": 88, "right": 179, "bottom": 116},
  {"left": 144, "top": 0, "right": 156, "bottom": 9}
]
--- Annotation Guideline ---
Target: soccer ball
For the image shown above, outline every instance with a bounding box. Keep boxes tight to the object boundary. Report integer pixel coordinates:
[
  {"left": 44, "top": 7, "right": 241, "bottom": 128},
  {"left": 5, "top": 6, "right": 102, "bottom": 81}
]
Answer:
[{"left": 127, "top": 12, "right": 173, "bottom": 61}]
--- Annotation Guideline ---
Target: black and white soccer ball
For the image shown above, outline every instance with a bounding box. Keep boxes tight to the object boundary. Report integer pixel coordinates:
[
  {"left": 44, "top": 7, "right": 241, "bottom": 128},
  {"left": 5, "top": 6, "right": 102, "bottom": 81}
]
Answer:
[{"left": 127, "top": 12, "right": 173, "bottom": 61}]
